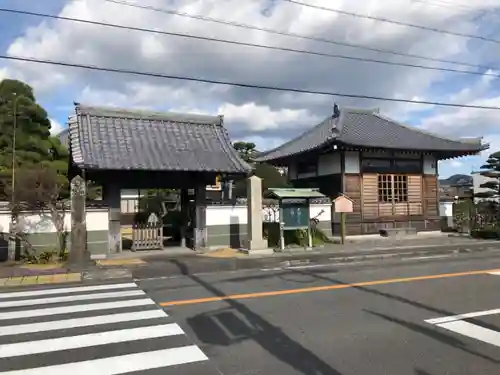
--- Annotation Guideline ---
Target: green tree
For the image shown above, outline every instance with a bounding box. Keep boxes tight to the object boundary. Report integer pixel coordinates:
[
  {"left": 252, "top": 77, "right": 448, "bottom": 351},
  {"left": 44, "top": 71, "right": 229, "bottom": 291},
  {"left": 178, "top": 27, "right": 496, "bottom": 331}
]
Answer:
[
  {"left": 11, "top": 166, "right": 69, "bottom": 258},
  {"left": 233, "top": 141, "right": 257, "bottom": 162},
  {"left": 0, "top": 79, "right": 69, "bottom": 199},
  {"left": 474, "top": 151, "right": 500, "bottom": 200},
  {"left": 232, "top": 141, "right": 290, "bottom": 197}
]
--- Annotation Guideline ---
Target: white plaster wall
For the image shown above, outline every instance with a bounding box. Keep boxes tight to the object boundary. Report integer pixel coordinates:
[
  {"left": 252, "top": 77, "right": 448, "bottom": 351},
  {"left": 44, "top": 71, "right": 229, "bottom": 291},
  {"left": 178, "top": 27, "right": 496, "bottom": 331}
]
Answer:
[
  {"left": 206, "top": 204, "right": 331, "bottom": 226},
  {"left": 205, "top": 205, "right": 248, "bottom": 226},
  {"left": 423, "top": 155, "right": 436, "bottom": 175},
  {"left": 0, "top": 209, "right": 109, "bottom": 234},
  {"left": 344, "top": 151, "right": 360, "bottom": 173},
  {"left": 439, "top": 201, "right": 453, "bottom": 217},
  {"left": 318, "top": 153, "right": 341, "bottom": 175}
]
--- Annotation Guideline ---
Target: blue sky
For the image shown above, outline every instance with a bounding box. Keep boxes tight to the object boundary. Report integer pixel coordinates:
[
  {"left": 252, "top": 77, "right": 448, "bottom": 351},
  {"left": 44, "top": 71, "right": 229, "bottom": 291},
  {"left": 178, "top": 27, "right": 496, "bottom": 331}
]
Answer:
[{"left": 1, "top": 0, "right": 499, "bottom": 179}]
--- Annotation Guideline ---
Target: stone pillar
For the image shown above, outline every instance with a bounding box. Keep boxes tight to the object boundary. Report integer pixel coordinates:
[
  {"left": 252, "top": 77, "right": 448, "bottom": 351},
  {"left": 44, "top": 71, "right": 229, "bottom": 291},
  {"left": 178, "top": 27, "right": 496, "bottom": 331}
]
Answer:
[
  {"left": 245, "top": 176, "right": 272, "bottom": 254},
  {"left": 180, "top": 189, "right": 189, "bottom": 248},
  {"left": 68, "top": 175, "right": 90, "bottom": 269},
  {"left": 193, "top": 185, "right": 207, "bottom": 250},
  {"left": 103, "top": 182, "right": 122, "bottom": 254}
]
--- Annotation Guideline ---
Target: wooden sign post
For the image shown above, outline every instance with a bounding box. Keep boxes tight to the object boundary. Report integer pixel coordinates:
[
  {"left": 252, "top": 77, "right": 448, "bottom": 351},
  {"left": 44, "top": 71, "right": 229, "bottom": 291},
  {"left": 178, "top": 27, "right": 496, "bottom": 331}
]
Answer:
[{"left": 333, "top": 194, "right": 354, "bottom": 245}]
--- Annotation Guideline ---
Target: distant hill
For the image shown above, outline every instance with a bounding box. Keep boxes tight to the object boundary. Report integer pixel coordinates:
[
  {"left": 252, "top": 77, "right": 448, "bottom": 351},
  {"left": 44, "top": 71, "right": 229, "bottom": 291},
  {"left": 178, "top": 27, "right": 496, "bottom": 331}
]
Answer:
[{"left": 439, "top": 174, "right": 472, "bottom": 186}]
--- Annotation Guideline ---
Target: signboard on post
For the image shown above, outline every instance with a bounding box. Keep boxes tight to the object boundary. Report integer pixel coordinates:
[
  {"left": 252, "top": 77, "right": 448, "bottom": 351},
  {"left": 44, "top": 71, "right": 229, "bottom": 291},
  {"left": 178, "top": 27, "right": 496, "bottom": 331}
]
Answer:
[
  {"left": 281, "top": 199, "right": 310, "bottom": 229},
  {"left": 266, "top": 188, "right": 326, "bottom": 251},
  {"left": 333, "top": 194, "right": 354, "bottom": 244},
  {"left": 334, "top": 195, "right": 353, "bottom": 213}
]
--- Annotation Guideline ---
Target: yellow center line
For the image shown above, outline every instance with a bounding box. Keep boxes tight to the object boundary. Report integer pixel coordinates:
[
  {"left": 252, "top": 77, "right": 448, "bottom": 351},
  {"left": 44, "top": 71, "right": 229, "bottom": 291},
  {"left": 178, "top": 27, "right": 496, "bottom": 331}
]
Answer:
[{"left": 159, "top": 268, "right": 500, "bottom": 307}]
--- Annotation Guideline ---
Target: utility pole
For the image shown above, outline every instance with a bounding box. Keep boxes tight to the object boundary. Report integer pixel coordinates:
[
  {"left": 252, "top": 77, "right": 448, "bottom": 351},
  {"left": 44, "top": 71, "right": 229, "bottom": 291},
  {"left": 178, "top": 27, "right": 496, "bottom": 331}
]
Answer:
[
  {"left": 8, "top": 93, "right": 19, "bottom": 261},
  {"left": 11, "top": 93, "right": 17, "bottom": 206}
]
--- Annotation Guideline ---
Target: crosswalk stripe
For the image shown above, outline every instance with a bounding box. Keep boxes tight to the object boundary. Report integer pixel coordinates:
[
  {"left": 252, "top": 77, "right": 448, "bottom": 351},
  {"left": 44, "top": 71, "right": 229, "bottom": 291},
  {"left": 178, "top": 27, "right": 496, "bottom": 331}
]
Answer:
[
  {"left": 425, "top": 308, "right": 500, "bottom": 325},
  {"left": 0, "top": 283, "right": 137, "bottom": 299},
  {"left": 0, "top": 310, "right": 167, "bottom": 337},
  {"left": 436, "top": 320, "right": 500, "bottom": 348},
  {"left": 0, "top": 345, "right": 209, "bottom": 375},
  {"left": 0, "top": 283, "right": 213, "bottom": 374},
  {"left": 0, "top": 323, "right": 185, "bottom": 358},
  {"left": 0, "top": 299, "right": 155, "bottom": 321},
  {"left": 0, "top": 290, "right": 145, "bottom": 308}
]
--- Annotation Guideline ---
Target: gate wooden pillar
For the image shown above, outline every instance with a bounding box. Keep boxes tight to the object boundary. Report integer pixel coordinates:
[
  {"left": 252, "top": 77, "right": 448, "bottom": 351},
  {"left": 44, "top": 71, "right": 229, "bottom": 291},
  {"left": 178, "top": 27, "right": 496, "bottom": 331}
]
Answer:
[
  {"left": 103, "top": 182, "right": 122, "bottom": 254},
  {"left": 193, "top": 184, "right": 207, "bottom": 249},
  {"left": 180, "top": 189, "right": 190, "bottom": 247}
]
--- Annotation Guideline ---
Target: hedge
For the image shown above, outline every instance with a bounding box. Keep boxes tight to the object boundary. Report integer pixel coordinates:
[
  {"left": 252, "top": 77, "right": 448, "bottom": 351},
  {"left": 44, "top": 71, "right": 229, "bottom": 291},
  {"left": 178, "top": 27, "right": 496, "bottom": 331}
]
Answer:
[
  {"left": 470, "top": 228, "right": 500, "bottom": 239},
  {"left": 263, "top": 222, "right": 332, "bottom": 248}
]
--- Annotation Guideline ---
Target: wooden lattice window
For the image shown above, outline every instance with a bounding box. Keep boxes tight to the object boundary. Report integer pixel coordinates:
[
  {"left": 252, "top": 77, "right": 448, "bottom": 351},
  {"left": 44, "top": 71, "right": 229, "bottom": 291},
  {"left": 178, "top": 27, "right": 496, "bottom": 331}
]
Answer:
[
  {"left": 378, "top": 174, "right": 392, "bottom": 202},
  {"left": 378, "top": 174, "right": 408, "bottom": 203},
  {"left": 394, "top": 175, "right": 408, "bottom": 202}
]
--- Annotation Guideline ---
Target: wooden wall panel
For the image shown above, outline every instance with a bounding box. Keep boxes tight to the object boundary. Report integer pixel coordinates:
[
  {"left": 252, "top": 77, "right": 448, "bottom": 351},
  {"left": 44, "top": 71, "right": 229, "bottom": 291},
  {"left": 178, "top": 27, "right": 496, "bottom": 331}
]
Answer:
[
  {"left": 362, "top": 174, "right": 378, "bottom": 219},
  {"left": 408, "top": 175, "right": 423, "bottom": 215},
  {"left": 361, "top": 173, "right": 423, "bottom": 218},
  {"left": 423, "top": 175, "right": 438, "bottom": 217},
  {"left": 344, "top": 174, "right": 362, "bottom": 222}
]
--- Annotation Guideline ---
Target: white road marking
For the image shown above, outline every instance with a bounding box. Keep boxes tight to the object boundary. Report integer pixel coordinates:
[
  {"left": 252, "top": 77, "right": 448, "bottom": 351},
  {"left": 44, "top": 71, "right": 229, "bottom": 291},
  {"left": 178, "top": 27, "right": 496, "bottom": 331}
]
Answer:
[
  {"left": 0, "top": 324, "right": 184, "bottom": 358},
  {"left": 437, "top": 321, "right": 500, "bottom": 347},
  {"left": 0, "top": 345, "right": 208, "bottom": 375},
  {"left": 260, "top": 261, "right": 371, "bottom": 271},
  {"left": 0, "top": 283, "right": 137, "bottom": 299},
  {"left": 0, "top": 290, "right": 145, "bottom": 308},
  {"left": 0, "top": 299, "right": 155, "bottom": 321},
  {"left": 487, "top": 271, "right": 500, "bottom": 276},
  {"left": 402, "top": 255, "right": 451, "bottom": 261},
  {"left": 259, "top": 254, "right": 457, "bottom": 272},
  {"left": 425, "top": 308, "right": 500, "bottom": 325},
  {"left": 0, "top": 310, "right": 167, "bottom": 337}
]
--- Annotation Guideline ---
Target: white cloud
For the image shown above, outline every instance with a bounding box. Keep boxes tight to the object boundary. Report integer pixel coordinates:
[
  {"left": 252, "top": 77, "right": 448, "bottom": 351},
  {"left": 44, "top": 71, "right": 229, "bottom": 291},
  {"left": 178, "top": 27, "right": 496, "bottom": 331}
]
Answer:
[
  {"left": 49, "top": 118, "right": 64, "bottom": 135},
  {"left": 1, "top": 0, "right": 500, "bottom": 150},
  {"left": 450, "top": 160, "right": 464, "bottom": 168},
  {"left": 218, "top": 102, "right": 316, "bottom": 132}
]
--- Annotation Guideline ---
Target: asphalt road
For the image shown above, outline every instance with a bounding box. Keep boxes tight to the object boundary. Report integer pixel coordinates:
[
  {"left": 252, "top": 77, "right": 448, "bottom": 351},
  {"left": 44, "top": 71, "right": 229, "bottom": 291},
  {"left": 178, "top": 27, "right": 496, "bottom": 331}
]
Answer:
[{"left": 138, "top": 251, "right": 500, "bottom": 375}]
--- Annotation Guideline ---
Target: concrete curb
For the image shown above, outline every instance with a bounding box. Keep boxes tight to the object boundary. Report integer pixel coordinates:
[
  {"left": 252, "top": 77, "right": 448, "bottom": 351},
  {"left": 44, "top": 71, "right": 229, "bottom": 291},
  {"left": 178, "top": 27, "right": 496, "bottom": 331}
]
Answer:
[
  {"left": 127, "top": 241, "right": 500, "bottom": 278},
  {"left": 0, "top": 273, "right": 82, "bottom": 288}
]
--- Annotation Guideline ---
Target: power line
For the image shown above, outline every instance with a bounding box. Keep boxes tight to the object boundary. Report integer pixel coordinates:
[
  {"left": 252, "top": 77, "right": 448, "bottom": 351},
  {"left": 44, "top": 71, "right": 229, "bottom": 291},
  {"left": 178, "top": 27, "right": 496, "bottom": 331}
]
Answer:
[
  {"left": 2, "top": 7, "right": 499, "bottom": 79},
  {"left": 282, "top": 0, "right": 500, "bottom": 45},
  {"left": 1, "top": 54, "right": 499, "bottom": 110},
  {"left": 105, "top": 0, "right": 496, "bottom": 72}
]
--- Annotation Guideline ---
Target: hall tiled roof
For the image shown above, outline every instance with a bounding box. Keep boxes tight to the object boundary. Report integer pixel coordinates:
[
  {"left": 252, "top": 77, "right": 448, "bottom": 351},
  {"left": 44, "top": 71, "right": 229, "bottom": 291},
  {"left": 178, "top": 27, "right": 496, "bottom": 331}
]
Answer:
[
  {"left": 68, "top": 103, "right": 252, "bottom": 174},
  {"left": 255, "top": 107, "right": 488, "bottom": 162}
]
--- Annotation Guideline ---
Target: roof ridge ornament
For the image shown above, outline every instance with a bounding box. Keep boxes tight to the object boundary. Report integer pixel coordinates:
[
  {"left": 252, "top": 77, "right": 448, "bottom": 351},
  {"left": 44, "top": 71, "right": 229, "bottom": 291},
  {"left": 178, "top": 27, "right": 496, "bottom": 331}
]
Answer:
[
  {"left": 330, "top": 103, "right": 341, "bottom": 138},
  {"left": 332, "top": 103, "right": 340, "bottom": 119}
]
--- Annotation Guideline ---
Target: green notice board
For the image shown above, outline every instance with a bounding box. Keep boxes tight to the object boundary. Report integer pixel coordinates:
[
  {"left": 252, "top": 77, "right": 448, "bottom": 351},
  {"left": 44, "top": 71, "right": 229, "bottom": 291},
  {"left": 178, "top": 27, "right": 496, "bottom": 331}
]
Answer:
[{"left": 281, "top": 199, "right": 310, "bottom": 229}]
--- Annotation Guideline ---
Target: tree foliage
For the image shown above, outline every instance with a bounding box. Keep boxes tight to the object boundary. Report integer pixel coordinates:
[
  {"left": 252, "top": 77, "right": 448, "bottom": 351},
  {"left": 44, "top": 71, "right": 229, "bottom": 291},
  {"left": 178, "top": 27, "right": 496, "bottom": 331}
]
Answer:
[
  {"left": 9, "top": 166, "right": 68, "bottom": 257},
  {"left": 474, "top": 151, "right": 500, "bottom": 200},
  {"left": 0, "top": 79, "right": 72, "bottom": 260},
  {"left": 233, "top": 141, "right": 257, "bottom": 162},
  {"left": 0, "top": 79, "right": 69, "bottom": 200},
  {"left": 232, "top": 141, "right": 290, "bottom": 197}
]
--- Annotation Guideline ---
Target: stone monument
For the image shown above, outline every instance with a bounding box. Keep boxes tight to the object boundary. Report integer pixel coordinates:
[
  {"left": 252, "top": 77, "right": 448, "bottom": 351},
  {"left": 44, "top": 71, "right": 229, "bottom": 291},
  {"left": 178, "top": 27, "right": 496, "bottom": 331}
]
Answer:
[
  {"left": 67, "top": 175, "right": 91, "bottom": 270},
  {"left": 243, "top": 176, "right": 273, "bottom": 255}
]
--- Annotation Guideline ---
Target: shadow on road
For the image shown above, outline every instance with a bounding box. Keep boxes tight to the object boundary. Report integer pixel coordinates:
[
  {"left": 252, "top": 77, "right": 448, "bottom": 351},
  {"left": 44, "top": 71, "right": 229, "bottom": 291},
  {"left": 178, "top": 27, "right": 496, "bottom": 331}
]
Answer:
[
  {"left": 290, "top": 269, "right": 500, "bottom": 365},
  {"left": 219, "top": 267, "right": 500, "bottom": 365},
  {"left": 414, "top": 369, "right": 434, "bottom": 375},
  {"left": 168, "top": 259, "right": 344, "bottom": 375}
]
